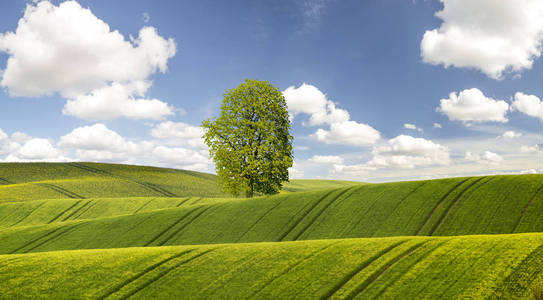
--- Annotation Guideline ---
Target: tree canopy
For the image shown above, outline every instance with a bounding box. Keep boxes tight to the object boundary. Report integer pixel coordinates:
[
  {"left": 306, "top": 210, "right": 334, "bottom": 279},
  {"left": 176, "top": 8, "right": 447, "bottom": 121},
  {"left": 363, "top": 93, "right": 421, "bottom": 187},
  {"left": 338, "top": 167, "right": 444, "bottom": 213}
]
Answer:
[{"left": 202, "top": 79, "right": 293, "bottom": 197}]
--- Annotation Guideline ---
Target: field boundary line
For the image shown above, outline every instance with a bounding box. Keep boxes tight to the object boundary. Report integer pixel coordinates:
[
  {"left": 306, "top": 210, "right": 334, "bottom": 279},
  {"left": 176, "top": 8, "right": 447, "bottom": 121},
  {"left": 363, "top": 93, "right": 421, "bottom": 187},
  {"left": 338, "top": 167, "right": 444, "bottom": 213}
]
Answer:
[
  {"left": 415, "top": 178, "right": 470, "bottom": 235},
  {"left": 47, "top": 200, "right": 83, "bottom": 224},
  {"left": 320, "top": 240, "right": 408, "bottom": 299},
  {"left": 347, "top": 241, "right": 429, "bottom": 299},
  {"left": 157, "top": 205, "right": 216, "bottom": 246},
  {"left": 292, "top": 186, "right": 359, "bottom": 241},
  {"left": 428, "top": 176, "right": 489, "bottom": 236},
  {"left": 235, "top": 201, "right": 283, "bottom": 242},
  {"left": 512, "top": 182, "right": 543, "bottom": 233},
  {"left": 277, "top": 189, "right": 336, "bottom": 241},
  {"left": 118, "top": 248, "right": 217, "bottom": 300},
  {"left": 132, "top": 200, "right": 154, "bottom": 214},
  {"left": 62, "top": 200, "right": 92, "bottom": 221},
  {"left": 10, "top": 201, "right": 47, "bottom": 227},
  {"left": 96, "top": 249, "right": 195, "bottom": 300},
  {"left": 144, "top": 206, "right": 201, "bottom": 246},
  {"left": 250, "top": 242, "right": 340, "bottom": 299}
]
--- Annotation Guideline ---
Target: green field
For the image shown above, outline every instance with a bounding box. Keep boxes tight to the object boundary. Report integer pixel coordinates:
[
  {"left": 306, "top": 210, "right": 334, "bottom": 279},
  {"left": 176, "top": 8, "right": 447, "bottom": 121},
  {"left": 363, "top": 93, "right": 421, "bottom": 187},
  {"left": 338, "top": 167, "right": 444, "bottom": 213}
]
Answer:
[{"left": 1, "top": 162, "right": 543, "bottom": 299}]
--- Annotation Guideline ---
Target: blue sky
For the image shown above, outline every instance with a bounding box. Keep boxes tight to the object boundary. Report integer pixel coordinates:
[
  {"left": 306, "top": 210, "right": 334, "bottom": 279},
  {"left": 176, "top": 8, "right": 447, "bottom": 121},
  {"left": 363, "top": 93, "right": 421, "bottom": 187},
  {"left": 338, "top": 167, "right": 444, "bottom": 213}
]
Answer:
[{"left": 0, "top": 0, "right": 543, "bottom": 182}]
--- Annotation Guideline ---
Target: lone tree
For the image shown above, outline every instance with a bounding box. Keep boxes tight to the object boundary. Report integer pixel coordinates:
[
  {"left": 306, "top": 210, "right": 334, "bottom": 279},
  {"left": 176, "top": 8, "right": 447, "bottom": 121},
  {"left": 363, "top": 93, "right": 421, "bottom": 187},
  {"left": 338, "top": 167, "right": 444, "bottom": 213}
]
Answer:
[{"left": 202, "top": 79, "right": 293, "bottom": 197}]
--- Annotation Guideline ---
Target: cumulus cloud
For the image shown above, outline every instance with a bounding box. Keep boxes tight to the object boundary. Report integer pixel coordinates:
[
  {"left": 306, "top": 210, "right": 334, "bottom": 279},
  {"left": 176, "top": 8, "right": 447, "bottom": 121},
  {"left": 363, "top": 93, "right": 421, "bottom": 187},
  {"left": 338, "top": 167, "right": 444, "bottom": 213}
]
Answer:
[
  {"left": 150, "top": 121, "right": 206, "bottom": 149},
  {"left": 433, "top": 123, "right": 442, "bottom": 128},
  {"left": 421, "top": 0, "right": 543, "bottom": 79},
  {"left": 0, "top": 0, "right": 176, "bottom": 120},
  {"left": 313, "top": 121, "right": 380, "bottom": 146},
  {"left": 521, "top": 144, "right": 542, "bottom": 153},
  {"left": 512, "top": 92, "right": 543, "bottom": 121},
  {"left": 288, "top": 162, "right": 305, "bottom": 179},
  {"left": 308, "top": 155, "right": 343, "bottom": 164},
  {"left": 437, "top": 88, "right": 509, "bottom": 123},
  {"left": 4, "top": 138, "right": 68, "bottom": 162},
  {"left": 283, "top": 83, "right": 380, "bottom": 146},
  {"left": 404, "top": 123, "right": 423, "bottom": 132},
  {"left": 331, "top": 164, "right": 376, "bottom": 177},
  {"left": 63, "top": 81, "right": 174, "bottom": 120},
  {"left": 501, "top": 131, "right": 522, "bottom": 139},
  {"left": 58, "top": 123, "right": 210, "bottom": 171},
  {"left": 465, "top": 150, "right": 503, "bottom": 165},
  {"left": 0, "top": 129, "right": 20, "bottom": 156},
  {"left": 367, "top": 135, "right": 450, "bottom": 169}
]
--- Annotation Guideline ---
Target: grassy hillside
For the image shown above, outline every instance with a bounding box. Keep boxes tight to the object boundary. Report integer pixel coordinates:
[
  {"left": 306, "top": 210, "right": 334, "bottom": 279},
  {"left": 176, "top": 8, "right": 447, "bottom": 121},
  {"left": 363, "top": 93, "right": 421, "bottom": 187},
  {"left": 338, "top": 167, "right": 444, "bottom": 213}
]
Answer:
[
  {"left": 1, "top": 234, "right": 542, "bottom": 299},
  {"left": 0, "top": 162, "right": 227, "bottom": 200},
  {"left": 2, "top": 162, "right": 543, "bottom": 298},
  {"left": 1, "top": 174, "right": 543, "bottom": 254}
]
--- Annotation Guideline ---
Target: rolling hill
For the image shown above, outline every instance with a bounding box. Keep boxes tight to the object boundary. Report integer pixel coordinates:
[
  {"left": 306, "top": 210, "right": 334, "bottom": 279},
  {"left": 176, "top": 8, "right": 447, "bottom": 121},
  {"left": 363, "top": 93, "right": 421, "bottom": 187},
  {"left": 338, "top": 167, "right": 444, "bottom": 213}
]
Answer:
[{"left": 1, "top": 162, "right": 543, "bottom": 299}]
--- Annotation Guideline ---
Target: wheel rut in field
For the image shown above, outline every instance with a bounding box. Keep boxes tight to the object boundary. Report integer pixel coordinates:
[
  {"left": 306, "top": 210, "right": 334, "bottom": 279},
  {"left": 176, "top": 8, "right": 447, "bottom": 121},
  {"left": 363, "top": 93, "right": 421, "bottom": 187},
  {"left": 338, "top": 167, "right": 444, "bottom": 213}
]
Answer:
[
  {"left": 347, "top": 241, "right": 429, "bottom": 299},
  {"left": 512, "top": 182, "right": 543, "bottom": 233},
  {"left": 277, "top": 189, "right": 337, "bottom": 241},
  {"left": 68, "top": 162, "right": 177, "bottom": 197},
  {"left": 320, "top": 240, "right": 409, "bottom": 299},
  {"left": 427, "top": 176, "right": 490, "bottom": 236},
  {"left": 414, "top": 178, "right": 470, "bottom": 235},
  {"left": 47, "top": 200, "right": 83, "bottom": 224},
  {"left": 37, "top": 183, "right": 85, "bottom": 199},
  {"left": 10, "top": 201, "right": 47, "bottom": 227}
]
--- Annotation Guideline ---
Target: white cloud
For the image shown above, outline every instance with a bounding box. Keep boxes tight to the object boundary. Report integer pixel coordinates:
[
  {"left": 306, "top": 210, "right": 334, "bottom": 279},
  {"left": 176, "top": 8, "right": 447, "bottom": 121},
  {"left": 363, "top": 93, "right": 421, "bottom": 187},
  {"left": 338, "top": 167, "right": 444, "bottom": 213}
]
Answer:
[
  {"left": 404, "top": 123, "right": 423, "bottom": 132},
  {"left": 437, "top": 88, "right": 509, "bottom": 123},
  {"left": 465, "top": 150, "right": 503, "bottom": 165},
  {"left": 5, "top": 138, "right": 68, "bottom": 162},
  {"left": 63, "top": 81, "right": 174, "bottom": 120},
  {"left": 421, "top": 0, "right": 543, "bottom": 79},
  {"left": 58, "top": 123, "right": 210, "bottom": 171},
  {"left": 521, "top": 144, "right": 542, "bottom": 153},
  {"left": 367, "top": 135, "right": 450, "bottom": 169},
  {"left": 308, "top": 155, "right": 343, "bottom": 164},
  {"left": 288, "top": 162, "right": 304, "bottom": 179},
  {"left": 512, "top": 92, "right": 543, "bottom": 121},
  {"left": 313, "top": 121, "right": 380, "bottom": 146},
  {"left": 0, "top": 1, "right": 176, "bottom": 120},
  {"left": 501, "top": 131, "right": 522, "bottom": 138},
  {"left": 433, "top": 123, "right": 442, "bottom": 128},
  {"left": 0, "top": 129, "right": 20, "bottom": 156},
  {"left": 150, "top": 121, "right": 206, "bottom": 149},
  {"left": 331, "top": 164, "right": 376, "bottom": 177},
  {"left": 283, "top": 83, "right": 380, "bottom": 146},
  {"left": 142, "top": 12, "right": 150, "bottom": 23},
  {"left": 10, "top": 132, "right": 32, "bottom": 144},
  {"left": 283, "top": 83, "right": 349, "bottom": 126}
]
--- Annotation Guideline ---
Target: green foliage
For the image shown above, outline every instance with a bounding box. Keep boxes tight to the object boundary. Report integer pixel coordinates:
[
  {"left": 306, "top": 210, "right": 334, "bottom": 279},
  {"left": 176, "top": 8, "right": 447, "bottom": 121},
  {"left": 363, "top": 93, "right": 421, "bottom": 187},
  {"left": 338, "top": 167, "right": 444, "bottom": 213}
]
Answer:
[
  {"left": 202, "top": 79, "right": 293, "bottom": 197},
  {"left": 1, "top": 234, "right": 543, "bottom": 299},
  {"left": 532, "top": 281, "right": 543, "bottom": 300}
]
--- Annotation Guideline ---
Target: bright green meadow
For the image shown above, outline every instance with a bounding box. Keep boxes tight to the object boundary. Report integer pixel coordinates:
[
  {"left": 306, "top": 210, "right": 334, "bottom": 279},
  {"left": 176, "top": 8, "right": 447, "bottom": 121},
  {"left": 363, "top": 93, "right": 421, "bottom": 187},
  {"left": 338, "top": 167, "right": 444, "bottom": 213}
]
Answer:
[{"left": 1, "top": 162, "right": 543, "bottom": 299}]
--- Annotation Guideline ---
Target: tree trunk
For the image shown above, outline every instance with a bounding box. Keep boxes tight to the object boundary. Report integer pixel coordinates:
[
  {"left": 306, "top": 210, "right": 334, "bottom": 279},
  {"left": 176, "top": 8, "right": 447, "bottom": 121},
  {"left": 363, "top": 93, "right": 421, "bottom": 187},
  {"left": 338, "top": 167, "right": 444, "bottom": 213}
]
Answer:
[{"left": 246, "top": 178, "right": 254, "bottom": 198}]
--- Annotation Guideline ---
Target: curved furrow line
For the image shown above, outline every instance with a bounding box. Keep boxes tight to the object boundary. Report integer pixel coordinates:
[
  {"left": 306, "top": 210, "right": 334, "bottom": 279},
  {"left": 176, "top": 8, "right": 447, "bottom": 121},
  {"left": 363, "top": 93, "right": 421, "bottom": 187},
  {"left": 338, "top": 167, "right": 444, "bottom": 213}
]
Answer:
[
  {"left": 512, "top": 182, "right": 543, "bottom": 233},
  {"left": 347, "top": 241, "right": 429, "bottom": 299},
  {"left": 371, "top": 240, "right": 449, "bottom": 299},
  {"left": 96, "top": 249, "right": 195, "bottom": 300},
  {"left": 414, "top": 178, "right": 470, "bottom": 235},
  {"left": 250, "top": 242, "right": 340, "bottom": 299},
  {"left": 62, "top": 200, "right": 92, "bottom": 221},
  {"left": 277, "top": 189, "right": 336, "bottom": 241},
  {"left": 0, "top": 177, "right": 14, "bottom": 185},
  {"left": 118, "top": 248, "right": 218, "bottom": 300},
  {"left": 10, "top": 201, "right": 47, "bottom": 227},
  {"left": 22, "top": 224, "right": 83, "bottom": 253},
  {"left": 292, "top": 186, "right": 359, "bottom": 241},
  {"left": 132, "top": 200, "right": 154, "bottom": 214},
  {"left": 235, "top": 201, "right": 283, "bottom": 242},
  {"left": 428, "top": 176, "right": 490, "bottom": 236},
  {"left": 8, "top": 226, "right": 67, "bottom": 254},
  {"left": 71, "top": 200, "right": 98, "bottom": 220},
  {"left": 47, "top": 200, "right": 83, "bottom": 224},
  {"left": 157, "top": 205, "right": 216, "bottom": 246},
  {"left": 175, "top": 197, "right": 190, "bottom": 207},
  {"left": 320, "top": 240, "right": 408, "bottom": 300},
  {"left": 144, "top": 206, "right": 202, "bottom": 246},
  {"left": 38, "top": 183, "right": 85, "bottom": 199}
]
